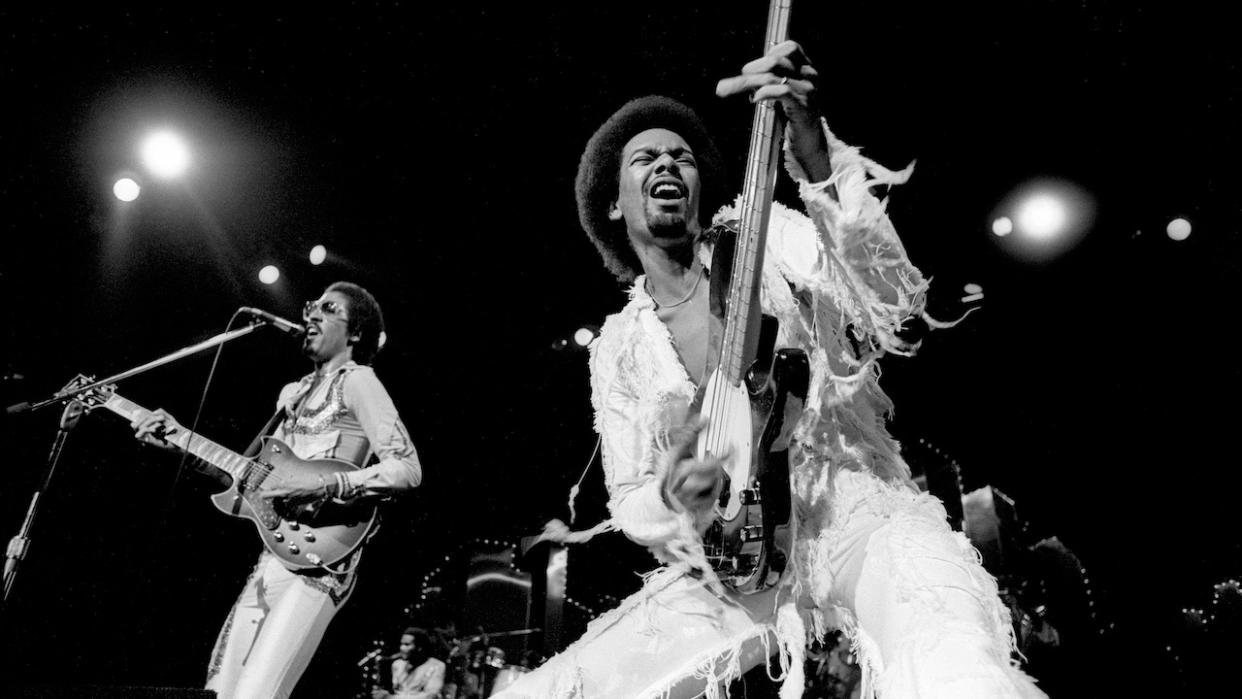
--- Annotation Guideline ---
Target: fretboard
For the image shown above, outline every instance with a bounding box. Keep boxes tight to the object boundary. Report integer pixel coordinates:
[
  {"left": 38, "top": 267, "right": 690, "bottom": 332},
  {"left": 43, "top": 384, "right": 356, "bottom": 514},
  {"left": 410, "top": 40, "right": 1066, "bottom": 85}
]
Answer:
[
  {"left": 719, "top": 0, "right": 793, "bottom": 385},
  {"left": 103, "top": 394, "right": 253, "bottom": 479}
]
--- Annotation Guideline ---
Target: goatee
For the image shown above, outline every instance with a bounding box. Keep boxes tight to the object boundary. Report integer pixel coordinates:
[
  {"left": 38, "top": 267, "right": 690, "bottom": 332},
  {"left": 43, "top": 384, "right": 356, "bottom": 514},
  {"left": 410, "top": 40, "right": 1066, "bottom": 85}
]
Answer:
[{"left": 648, "top": 214, "right": 689, "bottom": 240}]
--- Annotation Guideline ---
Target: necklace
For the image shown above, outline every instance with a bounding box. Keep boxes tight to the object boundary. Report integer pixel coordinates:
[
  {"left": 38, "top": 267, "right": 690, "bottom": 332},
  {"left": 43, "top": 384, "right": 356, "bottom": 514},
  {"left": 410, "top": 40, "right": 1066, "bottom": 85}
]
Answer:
[{"left": 646, "top": 264, "right": 704, "bottom": 310}]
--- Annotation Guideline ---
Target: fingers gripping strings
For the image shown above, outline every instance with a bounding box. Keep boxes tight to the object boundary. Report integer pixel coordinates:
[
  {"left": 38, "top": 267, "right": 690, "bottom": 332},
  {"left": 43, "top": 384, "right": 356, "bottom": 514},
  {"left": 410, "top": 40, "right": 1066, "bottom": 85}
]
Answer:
[
  {"left": 699, "top": 371, "right": 740, "bottom": 493},
  {"left": 700, "top": 266, "right": 753, "bottom": 469}
]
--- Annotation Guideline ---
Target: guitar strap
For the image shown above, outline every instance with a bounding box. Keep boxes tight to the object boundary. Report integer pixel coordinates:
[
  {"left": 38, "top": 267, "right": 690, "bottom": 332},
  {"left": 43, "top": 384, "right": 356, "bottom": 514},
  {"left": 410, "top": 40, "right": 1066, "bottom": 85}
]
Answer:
[
  {"left": 706, "top": 222, "right": 736, "bottom": 323},
  {"left": 694, "top": 222, "right": 736, "bottom": 412},
  {"left": 242, "top": 407, "right": 286, "bottom": 459}
]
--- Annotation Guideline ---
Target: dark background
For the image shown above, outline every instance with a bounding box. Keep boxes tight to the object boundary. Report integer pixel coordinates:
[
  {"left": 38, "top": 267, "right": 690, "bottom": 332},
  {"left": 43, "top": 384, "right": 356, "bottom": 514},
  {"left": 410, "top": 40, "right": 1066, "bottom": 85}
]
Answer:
[{"left": 1, "top": 2, "right": 1239, "bottom": 696}]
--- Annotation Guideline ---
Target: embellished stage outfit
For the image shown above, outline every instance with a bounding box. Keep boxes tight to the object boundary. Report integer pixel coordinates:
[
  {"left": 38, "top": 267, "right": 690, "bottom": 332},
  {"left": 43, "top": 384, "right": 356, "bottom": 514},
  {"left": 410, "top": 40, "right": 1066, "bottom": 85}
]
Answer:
[
  {"left": 206, "top": 361, "right": 421, "bottom": 699},
  {"left": 497, "top": 126, "right": 1044, "bottom": 698}
]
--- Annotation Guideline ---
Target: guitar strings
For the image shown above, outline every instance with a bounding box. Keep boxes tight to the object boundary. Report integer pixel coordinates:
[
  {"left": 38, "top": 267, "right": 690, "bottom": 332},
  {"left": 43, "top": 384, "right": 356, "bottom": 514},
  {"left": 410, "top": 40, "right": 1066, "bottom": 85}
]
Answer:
[
  {"left": 705, "top": 173, "right": 769, "bottom": 492},
  {"left": 135, "top": 402, "right": 324, "bottom": 498}
]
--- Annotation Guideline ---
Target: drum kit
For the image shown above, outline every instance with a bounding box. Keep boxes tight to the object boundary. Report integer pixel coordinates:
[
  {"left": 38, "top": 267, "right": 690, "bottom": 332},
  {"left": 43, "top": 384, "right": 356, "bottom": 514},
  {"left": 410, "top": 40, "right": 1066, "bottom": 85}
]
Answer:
[
  {"left": 360, "top": 626, "right": 542, "bottom": 698},
  {"left": 444, "top": 627, "right": 541, "bottom": 698}
]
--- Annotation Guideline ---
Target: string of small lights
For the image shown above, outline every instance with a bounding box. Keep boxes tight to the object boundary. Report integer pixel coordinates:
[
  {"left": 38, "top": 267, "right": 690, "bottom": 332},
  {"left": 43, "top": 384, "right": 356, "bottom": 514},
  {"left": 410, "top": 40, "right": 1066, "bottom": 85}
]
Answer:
[
  {"left": 1167, "top": 577, "right": 1242, "bottom": 663},
  {"left": 393, "top": 537, "right": 621, "bottom": 624},
  {"left": 913, "top": 436, "right": 1107, "bottom": 639}
]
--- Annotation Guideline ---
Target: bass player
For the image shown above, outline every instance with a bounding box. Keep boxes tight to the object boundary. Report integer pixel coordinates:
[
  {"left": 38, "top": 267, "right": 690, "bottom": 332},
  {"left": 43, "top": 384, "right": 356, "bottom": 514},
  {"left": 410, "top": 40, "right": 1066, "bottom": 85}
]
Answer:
[{"left": 493, "top": 39, "right": 1044, "bottom": 698}]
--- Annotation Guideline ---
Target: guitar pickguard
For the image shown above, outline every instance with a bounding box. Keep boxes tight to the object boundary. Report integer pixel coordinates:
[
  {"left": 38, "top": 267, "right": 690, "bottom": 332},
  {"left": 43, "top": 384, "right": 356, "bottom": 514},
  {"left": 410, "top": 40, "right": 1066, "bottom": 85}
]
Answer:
[{"left": 701, "top": 344, "right": 807, "bottom": 593}]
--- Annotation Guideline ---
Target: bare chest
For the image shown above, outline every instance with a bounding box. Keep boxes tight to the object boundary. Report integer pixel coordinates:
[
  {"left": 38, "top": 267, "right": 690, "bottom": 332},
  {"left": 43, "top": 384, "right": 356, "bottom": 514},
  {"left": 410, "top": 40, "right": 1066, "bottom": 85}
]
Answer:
[{"left": 654, "top": 283, "right": 720, "bottom": 387}]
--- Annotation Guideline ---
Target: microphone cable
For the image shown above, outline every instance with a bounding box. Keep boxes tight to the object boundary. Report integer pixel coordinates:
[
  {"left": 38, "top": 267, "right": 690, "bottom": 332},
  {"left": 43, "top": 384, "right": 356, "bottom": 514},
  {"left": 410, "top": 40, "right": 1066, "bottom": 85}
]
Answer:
[{"left": 150, "top": 309, "right": 250, "bottom": 545}]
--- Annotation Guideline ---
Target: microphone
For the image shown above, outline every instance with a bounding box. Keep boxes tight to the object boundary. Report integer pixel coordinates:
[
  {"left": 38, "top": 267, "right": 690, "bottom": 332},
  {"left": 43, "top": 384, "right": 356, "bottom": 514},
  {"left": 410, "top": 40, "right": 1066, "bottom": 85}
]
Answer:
[{"left": 239, "top": 307, "right": 306, "bottom": 336}]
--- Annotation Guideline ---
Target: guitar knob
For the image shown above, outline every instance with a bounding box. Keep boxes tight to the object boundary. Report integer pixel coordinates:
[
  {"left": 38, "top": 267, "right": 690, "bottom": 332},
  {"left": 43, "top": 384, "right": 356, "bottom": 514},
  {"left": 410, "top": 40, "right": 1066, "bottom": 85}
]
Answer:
[
  {"left": 307, "top": 553, "right": 323, "bottom": 566},
  {"left": 287, "top": 521, "right": 300, "bottom": 531},
  {"left": 273, "top": 532, "right": 285, "bottom": 542},
  {"left": 270, "top": 444, "right": 282, "bottom": 454},
  {"left": 288, "top": 544, "right": 300, "bottom": 555},
  {"left": 303, "top": 531, "right": 316, "bottom": 542}
]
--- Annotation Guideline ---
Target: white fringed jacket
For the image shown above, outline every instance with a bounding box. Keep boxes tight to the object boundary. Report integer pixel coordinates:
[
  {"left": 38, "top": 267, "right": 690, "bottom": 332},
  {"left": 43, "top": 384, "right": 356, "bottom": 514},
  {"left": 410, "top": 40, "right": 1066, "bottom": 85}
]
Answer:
[{"left": 588, "top": 121, "right": 930, "bottom": 600}]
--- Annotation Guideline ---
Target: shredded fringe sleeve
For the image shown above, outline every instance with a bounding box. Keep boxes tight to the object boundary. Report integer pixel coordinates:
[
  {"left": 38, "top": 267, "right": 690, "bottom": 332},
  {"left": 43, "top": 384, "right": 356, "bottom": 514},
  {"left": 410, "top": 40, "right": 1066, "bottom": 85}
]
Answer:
[
  {"left": 588, "top": 311, "right": 695, "bottom": 553},
  {"left": 711, "top": 120, "right": 926, "bottom": 487},
  {"left": 780, "top": 118, "right": 927, "bottom": 356}
]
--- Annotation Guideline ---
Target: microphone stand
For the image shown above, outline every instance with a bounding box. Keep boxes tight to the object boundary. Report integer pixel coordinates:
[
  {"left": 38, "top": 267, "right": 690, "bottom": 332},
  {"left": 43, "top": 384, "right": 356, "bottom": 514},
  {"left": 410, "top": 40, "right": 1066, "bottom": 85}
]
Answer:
[
  {"left": 6, "top": 322, "right": 268, "bottom": 417},
  {"left": 3, "top": 398, "right": 85, "bottom": 606},
  {"left": 1, "top": 320, "right": 276, "bottom": 609}
]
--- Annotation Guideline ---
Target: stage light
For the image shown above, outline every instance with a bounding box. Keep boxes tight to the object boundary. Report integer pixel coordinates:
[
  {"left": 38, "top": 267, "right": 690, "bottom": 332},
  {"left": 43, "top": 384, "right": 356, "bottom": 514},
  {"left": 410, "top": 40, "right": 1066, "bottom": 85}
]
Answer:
[
  {"left": 993, "top": 179, "right": 1095, "bottom": 262},
  {"left": 309, "top": 245, "right": 327, "bottom": 265},
  {"left": 553, "top": 325, "right": 600, "bottom": 351},
  {"left": 1166, "top": 218, "right": 1192, "bottom": 241},
  {"left": 113, "top": 178, "right": 140, "bottom": 202},
  {"left": 141, "top": 130, "right": 190, "bottom": 178},
  {"left": 1015, "top": 194, "right": 1066, "bottom": 241},
  {"left": 573, "top": 326, "right": 598, "bottom": 347},
  {"left": 961, "top": 283, "right": 984, "bottom": 303},
  {"left": 258, "top": 265, "right": 280, "bottom": 284}
]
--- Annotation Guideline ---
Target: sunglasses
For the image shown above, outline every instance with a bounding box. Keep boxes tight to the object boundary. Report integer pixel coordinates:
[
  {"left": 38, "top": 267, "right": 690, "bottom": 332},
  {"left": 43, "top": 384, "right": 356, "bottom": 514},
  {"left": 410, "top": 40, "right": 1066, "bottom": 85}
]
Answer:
[{"left": 303, "top": 299, "right": 349, "bottom": 321}]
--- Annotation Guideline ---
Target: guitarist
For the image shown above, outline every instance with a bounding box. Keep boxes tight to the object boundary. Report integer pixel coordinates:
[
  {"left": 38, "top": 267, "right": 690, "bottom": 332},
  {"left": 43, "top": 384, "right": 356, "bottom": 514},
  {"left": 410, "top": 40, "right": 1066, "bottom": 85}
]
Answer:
[
  {"left": 495, "top": 44, "right": 1043, "bottom": 698},
  {"left": 133, "top": 281, "right": 422, "bottom": 699}
]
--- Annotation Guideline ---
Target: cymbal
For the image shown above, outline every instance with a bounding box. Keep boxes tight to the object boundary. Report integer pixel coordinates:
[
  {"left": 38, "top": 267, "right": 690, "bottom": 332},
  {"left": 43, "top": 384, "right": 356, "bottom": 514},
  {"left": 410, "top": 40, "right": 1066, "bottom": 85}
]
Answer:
[{"left": 463, "top": 627, "right": 542, "bottom": 641}]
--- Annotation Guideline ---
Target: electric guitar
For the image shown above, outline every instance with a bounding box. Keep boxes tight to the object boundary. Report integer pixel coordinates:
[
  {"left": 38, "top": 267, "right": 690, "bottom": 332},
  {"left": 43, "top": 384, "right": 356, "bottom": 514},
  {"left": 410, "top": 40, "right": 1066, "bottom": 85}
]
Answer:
[
  {"left": 70, "top": 376, "right": 377, "bottom": 570},
  {"left": 696, "top": 0, "right": 809, "bottom": 593}
]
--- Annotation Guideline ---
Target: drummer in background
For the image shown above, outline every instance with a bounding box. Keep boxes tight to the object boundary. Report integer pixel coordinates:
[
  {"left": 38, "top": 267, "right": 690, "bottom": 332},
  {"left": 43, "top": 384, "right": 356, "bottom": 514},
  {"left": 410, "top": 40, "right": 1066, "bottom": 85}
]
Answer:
[
  {"left": 372, "top": 627, "right": 446, "bottom": 699},
  {"left": 430, "top": 622, "right": 465, "bottom": 699}
]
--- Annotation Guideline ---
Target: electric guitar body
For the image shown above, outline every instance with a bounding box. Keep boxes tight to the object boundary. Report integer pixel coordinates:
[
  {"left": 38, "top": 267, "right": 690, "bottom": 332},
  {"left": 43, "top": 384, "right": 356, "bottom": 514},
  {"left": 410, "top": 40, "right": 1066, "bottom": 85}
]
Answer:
[{"left": 69, "top": 377, "right": 377, "bottom": 571}]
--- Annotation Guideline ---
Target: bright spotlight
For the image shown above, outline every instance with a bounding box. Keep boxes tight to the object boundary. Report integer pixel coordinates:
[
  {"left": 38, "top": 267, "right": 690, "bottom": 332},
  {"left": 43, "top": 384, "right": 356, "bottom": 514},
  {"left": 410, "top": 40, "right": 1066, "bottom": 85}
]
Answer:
[
  {"left": 141, "top": 131, "right": 190, "bottom": 178},
  {"left": 1015, "top": 194, "right": 1067, "bottom": 240},
  {"left": 309, "top": 245, "right": 327, "bottom": 265},
  {"left": 258, "top": 265, "right": 280, "bottom": 285},
  {"left": 553, "top": 325, "right": 600, "bottom": 352},
  {"left": 991, "top": 216, "right": 1013, "bottom": 237},
  {"left": 113, "top": 178, "right": 141, "bottom": 202},
  {"left": 993, "top": 178, "right": 1095, "bottom": 262},
  {"left": 1166, "top": 218, "right": 1192, "bottom": 241}
]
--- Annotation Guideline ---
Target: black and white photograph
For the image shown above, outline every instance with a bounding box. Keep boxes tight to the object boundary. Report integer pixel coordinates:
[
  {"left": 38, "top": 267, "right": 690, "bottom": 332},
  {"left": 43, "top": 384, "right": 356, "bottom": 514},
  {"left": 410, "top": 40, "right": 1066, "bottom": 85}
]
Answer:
[{"left": 2, "top": 3, "right": 1238, "bottom": 697}]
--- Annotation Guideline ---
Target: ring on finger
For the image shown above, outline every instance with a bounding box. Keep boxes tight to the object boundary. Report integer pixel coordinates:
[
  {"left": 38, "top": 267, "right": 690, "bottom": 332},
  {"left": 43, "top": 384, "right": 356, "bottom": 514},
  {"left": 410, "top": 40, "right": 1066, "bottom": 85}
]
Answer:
[{"left": 779, "top": 76, "right": 790, "bottom": 86}]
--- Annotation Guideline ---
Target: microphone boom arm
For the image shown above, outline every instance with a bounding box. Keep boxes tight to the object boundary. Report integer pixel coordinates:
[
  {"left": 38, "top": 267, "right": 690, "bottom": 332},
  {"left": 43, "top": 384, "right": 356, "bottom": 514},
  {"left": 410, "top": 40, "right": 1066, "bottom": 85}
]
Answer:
[{"left": 7, "top": 323, "right": 267, "bottom": 415}]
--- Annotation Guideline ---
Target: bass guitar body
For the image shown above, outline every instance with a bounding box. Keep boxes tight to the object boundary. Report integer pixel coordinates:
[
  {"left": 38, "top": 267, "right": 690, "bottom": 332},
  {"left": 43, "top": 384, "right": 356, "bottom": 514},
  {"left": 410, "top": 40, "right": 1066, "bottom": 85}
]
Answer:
[{"left": 698, "top": 230, "right": 809, "bottom": 593}]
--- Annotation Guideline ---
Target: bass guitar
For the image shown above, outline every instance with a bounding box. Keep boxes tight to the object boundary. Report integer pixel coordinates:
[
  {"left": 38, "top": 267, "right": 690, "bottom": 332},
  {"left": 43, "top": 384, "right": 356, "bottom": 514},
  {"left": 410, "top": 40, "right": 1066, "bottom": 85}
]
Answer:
[{"left": 696, "top": 0, "right": 809, "bottom": 594}]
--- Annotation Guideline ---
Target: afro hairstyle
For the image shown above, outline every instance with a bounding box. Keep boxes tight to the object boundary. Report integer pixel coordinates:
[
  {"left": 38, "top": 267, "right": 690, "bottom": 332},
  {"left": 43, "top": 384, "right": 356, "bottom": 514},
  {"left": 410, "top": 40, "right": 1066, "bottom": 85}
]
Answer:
[
  {"left": 325, "top": 281, "right": 385, "bottom": 365},
  {"left": 575, "top": 95, "right": 727, "bottom": 283}
]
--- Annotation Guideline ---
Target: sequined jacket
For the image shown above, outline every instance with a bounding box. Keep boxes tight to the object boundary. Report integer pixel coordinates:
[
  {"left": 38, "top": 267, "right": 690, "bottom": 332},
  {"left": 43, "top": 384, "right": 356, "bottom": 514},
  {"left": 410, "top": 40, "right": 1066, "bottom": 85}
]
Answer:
[
  {"left": 275, "top": 361, "right": 422, "bottom": 496},
  {"left": 265, "top": 361, "right": 421, "bottom": 594}
]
